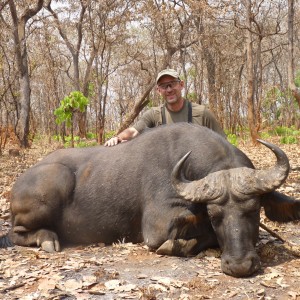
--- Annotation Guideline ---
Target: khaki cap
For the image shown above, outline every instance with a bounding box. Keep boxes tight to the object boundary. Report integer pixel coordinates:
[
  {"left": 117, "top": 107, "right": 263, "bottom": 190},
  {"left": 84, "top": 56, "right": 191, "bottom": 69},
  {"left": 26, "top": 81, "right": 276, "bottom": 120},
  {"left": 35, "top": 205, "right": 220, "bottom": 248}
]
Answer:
[{"left": 156, "top": 69, "right": 180, "bottom": 83}]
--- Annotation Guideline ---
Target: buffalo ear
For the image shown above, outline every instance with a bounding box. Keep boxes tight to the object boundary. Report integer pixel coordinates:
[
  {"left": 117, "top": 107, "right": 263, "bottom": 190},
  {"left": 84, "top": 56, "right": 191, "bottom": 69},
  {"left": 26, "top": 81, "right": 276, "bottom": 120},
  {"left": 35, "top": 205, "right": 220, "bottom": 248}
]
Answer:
[{"left": 261, "top": 191, "right": 300, "bottom": 222}]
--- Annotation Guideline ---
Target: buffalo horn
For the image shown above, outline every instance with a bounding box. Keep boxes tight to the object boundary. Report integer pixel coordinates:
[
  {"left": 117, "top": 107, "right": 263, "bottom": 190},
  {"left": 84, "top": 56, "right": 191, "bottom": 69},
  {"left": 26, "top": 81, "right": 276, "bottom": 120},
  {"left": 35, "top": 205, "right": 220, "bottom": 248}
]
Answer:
[
  {"left": 171, "top": 151, "right": 225, "bottom": 202},
  {"left": 231, "top": 139, "right": 290, "bottom": 195},
  {"left": 172, "top": 140, "right": 290, "bottom": 202}
]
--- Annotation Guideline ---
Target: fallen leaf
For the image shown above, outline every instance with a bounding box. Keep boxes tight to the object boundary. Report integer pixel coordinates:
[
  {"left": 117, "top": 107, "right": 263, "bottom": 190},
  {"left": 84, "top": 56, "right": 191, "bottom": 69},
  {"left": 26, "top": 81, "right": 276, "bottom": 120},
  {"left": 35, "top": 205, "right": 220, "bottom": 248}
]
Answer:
[
  {"left": 64, "top": 278, "right": 83, "bottom": 291},
  {"left": 38, "top": 278, "right": 57, "bottom": 291},
  {"left": 276, "top": 277, "right": 290, "bottom": 288},
  {"left": 104, "top": 279, "right": 121, "bottom": 290}
]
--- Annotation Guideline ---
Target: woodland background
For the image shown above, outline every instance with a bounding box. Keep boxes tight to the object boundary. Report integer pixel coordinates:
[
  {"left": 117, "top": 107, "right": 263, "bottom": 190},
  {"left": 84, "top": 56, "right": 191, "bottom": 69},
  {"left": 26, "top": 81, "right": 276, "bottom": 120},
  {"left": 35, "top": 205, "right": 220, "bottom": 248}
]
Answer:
[
  {"left": 0, "top": 2, "right": 300, "bottom": 298},
  {"left": 0, "top": 0, "right": 300, "bottom": 149}
]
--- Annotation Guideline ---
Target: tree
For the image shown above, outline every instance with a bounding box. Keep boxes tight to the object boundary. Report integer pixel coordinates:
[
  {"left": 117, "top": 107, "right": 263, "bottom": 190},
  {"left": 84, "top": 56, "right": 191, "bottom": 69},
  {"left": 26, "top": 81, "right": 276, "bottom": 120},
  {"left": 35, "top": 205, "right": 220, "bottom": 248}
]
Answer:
[
  {"left": 0, "top": 0, "right": 299, "bottom": 144},
  {"left": 46, "top": 0, "right": 89, "bottom": 138},
  {"left": 117, "top": 0, "right": 198, "bottom": 133},
  {"left": 8, "top": 0, "right": 44, "bottom": 147},
  {"left": 54, "top": 91, "right": 89, "bottom": 147},
  {"left": 89, "top": 0, "right": 133, "bottom": 144},
  {"left": 233, "top": 0, "right": 286, "bottom": 142},
  {"left": 287, "top": 0, "right": 300, "bottom": 109}
]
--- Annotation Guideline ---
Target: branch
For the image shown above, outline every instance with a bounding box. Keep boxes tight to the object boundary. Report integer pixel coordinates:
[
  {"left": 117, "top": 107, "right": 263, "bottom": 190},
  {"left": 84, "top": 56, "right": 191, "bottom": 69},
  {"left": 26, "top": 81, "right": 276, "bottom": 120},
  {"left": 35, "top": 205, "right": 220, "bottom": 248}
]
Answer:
[
  {"left": 259, "top": 222, "right": 285, "bottom": 242},
  {"left": 117, "top": 82, "right": 155, "bottom": 133},
  {"left": 0, "top": 0, "right": 10, "bottom": 12},
  {"left": 0, "top": 283, "right": 25, "bottom": 294},
  {"left": 260, "top": 222, "right": 300, "bottom": 257},
  {"left": 46, "top": 2, "right": 76, "bottom": 56},
  {"left": 22, "top": 0, "right": 44, "bottom": 23},
  {"left": 76, "top": 1, "right": 88, "bottom": 53}
]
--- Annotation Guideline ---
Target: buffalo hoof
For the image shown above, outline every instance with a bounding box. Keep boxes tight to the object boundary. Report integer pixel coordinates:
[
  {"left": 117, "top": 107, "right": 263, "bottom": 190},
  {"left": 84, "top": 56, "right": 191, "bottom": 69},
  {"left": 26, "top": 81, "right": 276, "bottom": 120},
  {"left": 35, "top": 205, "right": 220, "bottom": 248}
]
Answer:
[
  {"left": 156, "top": 238, "right": 197, "bottom": 257},
  {"left": 40, "top": 240, "right": 61, "bottom": 253},
  {"left": 36, "top": 230, "right": 61, "bottom": 252}
]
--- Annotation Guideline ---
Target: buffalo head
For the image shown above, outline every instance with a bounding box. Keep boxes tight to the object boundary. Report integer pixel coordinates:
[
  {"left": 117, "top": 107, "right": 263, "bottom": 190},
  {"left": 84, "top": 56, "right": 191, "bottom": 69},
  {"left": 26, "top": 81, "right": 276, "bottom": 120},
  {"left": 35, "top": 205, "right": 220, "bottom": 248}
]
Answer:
[{"left": 172, "top": 139, "right": 290, "bottom": 277}]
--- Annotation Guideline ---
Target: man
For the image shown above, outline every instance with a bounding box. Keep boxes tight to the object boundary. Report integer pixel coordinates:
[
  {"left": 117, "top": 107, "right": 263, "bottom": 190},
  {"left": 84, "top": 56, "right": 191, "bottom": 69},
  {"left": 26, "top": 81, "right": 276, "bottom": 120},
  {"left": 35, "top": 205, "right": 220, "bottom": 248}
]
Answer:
[{"left": 105, "top": 69, "right": 225, "bottom": 146}]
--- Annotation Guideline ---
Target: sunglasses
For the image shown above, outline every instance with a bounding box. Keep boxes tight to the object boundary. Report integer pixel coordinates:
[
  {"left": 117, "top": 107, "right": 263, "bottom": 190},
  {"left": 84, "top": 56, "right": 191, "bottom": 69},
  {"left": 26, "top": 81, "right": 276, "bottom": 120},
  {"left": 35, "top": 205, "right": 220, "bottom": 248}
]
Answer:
[{"left": 158, "top": 80, "right": 181, "bottom": 91}]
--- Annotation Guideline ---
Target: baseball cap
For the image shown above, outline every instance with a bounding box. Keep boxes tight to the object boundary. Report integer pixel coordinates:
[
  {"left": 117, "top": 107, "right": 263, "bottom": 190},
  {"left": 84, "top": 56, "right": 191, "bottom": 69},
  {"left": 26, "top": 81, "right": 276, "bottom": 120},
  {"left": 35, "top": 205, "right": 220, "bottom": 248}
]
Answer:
[{"left": 156, "top": 69, "right": 180, "bottom": 83}]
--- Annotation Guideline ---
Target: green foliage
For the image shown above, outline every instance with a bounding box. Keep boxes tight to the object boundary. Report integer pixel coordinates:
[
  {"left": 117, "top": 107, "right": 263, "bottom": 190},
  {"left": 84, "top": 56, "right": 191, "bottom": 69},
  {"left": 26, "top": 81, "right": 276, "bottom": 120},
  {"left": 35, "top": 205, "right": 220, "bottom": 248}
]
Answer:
[
  {"left": 63, "top": 139, "right": 98, "bottom": 148},
  {"left": 52, "top": 132, "right": 98, "bottom": 148},
  {"left": 224, "top": 126, "right": 299, "bottom": 146},
  {"left": 187, "top": 92, "right": 197, "bottom": 102},
  {"left": 105, "top": 130, "right": 116, "bottom": 141},
  {"left": 76, "top": 140, "right": 98, "bottom": 148},
  {"left": 272, "top": 126, "right": 288, "bottom": 136},
  {"left": 32, "top": 133, "right": 43, "bottom": 142},
  {"left": 54, "top": 91, "right": 89, "bottom": 127},
  {"left": 227, "top": 134, "right": 238, "bottom": 146},
  {"left": 147, "top": 99, "right": 156, "bottom": 108},
  {"left": 64, "top": 135, "right": 80, "bottom": 142},
  {"left": 265, "top": 126, "right": 299, "bottom": 145},
  {"left": 280, "top": 136, "right": 298, "bottom": 144},
  {"left": 259, "top": 132, "right": 271, "bottom": 140},
  {"left": 269, "top": 126, "right": 300, "bottom": 136},
  {"left": 86, "top": 132, "right": 97, "bottom": 139}
]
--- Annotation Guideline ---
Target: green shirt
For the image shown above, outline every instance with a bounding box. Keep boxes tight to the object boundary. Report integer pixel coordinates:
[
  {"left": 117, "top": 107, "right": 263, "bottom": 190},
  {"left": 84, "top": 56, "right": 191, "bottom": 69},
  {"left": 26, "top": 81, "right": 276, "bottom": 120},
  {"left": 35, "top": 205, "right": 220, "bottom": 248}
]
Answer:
[{"left": 133, "top": 100, "right": 226, "bottom": 138}]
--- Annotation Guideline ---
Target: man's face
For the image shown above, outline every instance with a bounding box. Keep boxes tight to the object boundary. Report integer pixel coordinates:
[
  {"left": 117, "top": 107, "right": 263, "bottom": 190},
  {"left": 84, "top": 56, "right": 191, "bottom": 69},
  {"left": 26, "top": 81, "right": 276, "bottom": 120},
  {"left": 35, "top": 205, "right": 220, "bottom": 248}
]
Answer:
[{"left": 157, "top": 75, "right": 184, "bottom": 105}]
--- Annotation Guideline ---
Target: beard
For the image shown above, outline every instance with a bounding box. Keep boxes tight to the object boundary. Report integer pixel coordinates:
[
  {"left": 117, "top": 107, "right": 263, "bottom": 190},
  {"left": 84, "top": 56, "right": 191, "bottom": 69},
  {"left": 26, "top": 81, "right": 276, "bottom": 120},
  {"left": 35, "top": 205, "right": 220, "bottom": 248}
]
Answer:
[{"left": 165, "top": 93, "right": 180, "bottom": 104}]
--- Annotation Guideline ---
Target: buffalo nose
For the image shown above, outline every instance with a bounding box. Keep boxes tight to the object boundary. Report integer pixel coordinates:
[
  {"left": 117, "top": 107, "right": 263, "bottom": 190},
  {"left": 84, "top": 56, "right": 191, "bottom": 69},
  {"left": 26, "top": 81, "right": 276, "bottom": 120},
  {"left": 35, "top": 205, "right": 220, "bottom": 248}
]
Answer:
[{"left": 221, "top": 252, "right": 261, "bottom": 278}]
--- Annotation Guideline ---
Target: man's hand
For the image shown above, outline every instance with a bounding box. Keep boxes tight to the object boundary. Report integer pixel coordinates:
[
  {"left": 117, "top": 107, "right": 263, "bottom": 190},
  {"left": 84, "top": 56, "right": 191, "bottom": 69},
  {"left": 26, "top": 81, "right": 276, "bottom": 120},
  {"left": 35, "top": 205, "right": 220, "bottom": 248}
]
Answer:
[
  {"left": 104, "top": 127, "right": 139, "bottom": 147},
  {"left": 104, "top": 136, "right": 122, "bottom": 147}
]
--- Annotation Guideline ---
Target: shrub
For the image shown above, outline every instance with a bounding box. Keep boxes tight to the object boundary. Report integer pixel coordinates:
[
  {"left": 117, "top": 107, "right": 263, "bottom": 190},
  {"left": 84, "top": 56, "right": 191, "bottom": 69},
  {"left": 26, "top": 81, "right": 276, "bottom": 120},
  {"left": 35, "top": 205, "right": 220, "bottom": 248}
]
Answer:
[
  {"left": 280, "top": 136, "right": 298, "bottom": 144},
  {"left": 227, "top": 134, "right": 238, "bottom": 146},
  {"left": 271, "top": 126, "right": 294, "bottom": 136},
  {"left": 260, "top": 132, "right": 271, "bottom": 140},
  {"left": 54, "top": 91, "right": 89, "bottom": 147},
  {"left": 86, "top": 132, "right": 96, "bottom": 139},
  {"left": 76, "top": 141, "right": 98, "bottom": 148}
]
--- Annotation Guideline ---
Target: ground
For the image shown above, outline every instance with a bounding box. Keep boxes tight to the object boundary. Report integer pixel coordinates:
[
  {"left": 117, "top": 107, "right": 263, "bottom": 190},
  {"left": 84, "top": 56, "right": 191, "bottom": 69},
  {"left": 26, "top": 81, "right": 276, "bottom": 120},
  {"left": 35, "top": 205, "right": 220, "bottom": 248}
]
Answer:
[{"left": 0, "top": 137, "right": 299, "bottom": 300}]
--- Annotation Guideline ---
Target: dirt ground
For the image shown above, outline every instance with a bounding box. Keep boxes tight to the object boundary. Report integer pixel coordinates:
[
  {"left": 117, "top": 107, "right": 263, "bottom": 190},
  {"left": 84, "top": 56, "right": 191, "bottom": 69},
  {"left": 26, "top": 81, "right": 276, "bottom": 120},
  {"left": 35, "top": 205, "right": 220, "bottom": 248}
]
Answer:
[{"left": 0, "top": 137, "right": 299, "bottom": 300}]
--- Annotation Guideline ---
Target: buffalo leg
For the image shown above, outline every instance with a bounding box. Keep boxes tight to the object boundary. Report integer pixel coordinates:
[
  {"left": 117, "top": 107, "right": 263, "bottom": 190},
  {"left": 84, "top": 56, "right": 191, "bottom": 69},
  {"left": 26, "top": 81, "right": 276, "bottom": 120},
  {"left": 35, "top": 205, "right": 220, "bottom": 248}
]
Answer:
[
  {"left": 10, "top": 163, "right": 75, "bottom": 252},
  {"left": 9, "top": 228, "right": 60, "bottom": 252},
  {"left": 156, "top": 238, "right": 198, "bottom": 256},
  {"left": 156, "top": 209, "right": 217, "bottom": 256}
]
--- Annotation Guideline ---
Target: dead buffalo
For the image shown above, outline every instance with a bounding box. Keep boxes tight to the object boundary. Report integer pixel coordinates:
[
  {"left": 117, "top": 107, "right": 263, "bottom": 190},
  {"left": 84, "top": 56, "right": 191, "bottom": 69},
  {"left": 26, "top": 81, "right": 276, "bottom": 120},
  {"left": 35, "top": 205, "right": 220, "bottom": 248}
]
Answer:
[{"left": 1, "top": 123, "right": 299, "bottom": 278}]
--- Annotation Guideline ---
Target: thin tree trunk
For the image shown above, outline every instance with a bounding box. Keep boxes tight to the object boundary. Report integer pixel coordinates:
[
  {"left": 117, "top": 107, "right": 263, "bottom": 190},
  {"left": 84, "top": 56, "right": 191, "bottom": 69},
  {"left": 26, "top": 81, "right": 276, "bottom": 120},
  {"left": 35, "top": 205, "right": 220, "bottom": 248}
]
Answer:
[
  {"left": 244, "top": 0, "right": 259, "bottom": 143},
  {"left": 287, "top": 0, "right": 300, "bottom": 109}
]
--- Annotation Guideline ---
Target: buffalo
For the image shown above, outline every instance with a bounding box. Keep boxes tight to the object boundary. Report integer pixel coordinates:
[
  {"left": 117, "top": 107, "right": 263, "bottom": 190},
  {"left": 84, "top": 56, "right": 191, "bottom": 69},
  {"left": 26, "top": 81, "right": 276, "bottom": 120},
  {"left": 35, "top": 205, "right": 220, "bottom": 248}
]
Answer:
[{"left": 1, "top": 123, "right": 299, "bottom": 278}]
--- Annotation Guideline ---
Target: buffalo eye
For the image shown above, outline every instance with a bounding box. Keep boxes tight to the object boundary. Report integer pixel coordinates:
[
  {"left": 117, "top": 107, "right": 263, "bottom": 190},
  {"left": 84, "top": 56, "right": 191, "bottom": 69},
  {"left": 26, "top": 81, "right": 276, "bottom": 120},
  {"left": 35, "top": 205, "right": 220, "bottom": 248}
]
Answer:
[
  {"left": 210, "top": 215, "right": 223, "bottom": 228},
  {"left": 242, "top": 200, "right": 261, "bottom": 217}
]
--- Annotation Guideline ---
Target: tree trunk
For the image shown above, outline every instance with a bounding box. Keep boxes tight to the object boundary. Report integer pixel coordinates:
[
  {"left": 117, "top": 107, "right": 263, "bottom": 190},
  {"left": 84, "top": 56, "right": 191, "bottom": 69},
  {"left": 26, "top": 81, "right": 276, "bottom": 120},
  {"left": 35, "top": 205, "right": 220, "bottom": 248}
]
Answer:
[
  {"left": 117, "top": 82, "right": 155, "bottom": 134},
  {"left": 9, "top": 0, "right": 44, "bottom": 148},
  {"left": 194, "top": 15, "right": 218, "bottom": 117},
  {"left": 287, "top": 0, "right": 300, "bottom": 109},
  {"left": 244, "top": 0, "right": 259, "bottom": 143}
]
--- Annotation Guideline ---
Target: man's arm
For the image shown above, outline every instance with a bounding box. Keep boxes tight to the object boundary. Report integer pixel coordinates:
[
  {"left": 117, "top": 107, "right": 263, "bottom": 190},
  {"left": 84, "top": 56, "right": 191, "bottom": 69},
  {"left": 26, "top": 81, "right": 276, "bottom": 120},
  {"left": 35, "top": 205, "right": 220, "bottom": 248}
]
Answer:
[
  {"left": 104, "top": 109, "right": 157, "bottom": 147},
  {"left": 104, "top": 127, "right": 139, "bottom": 147}
]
